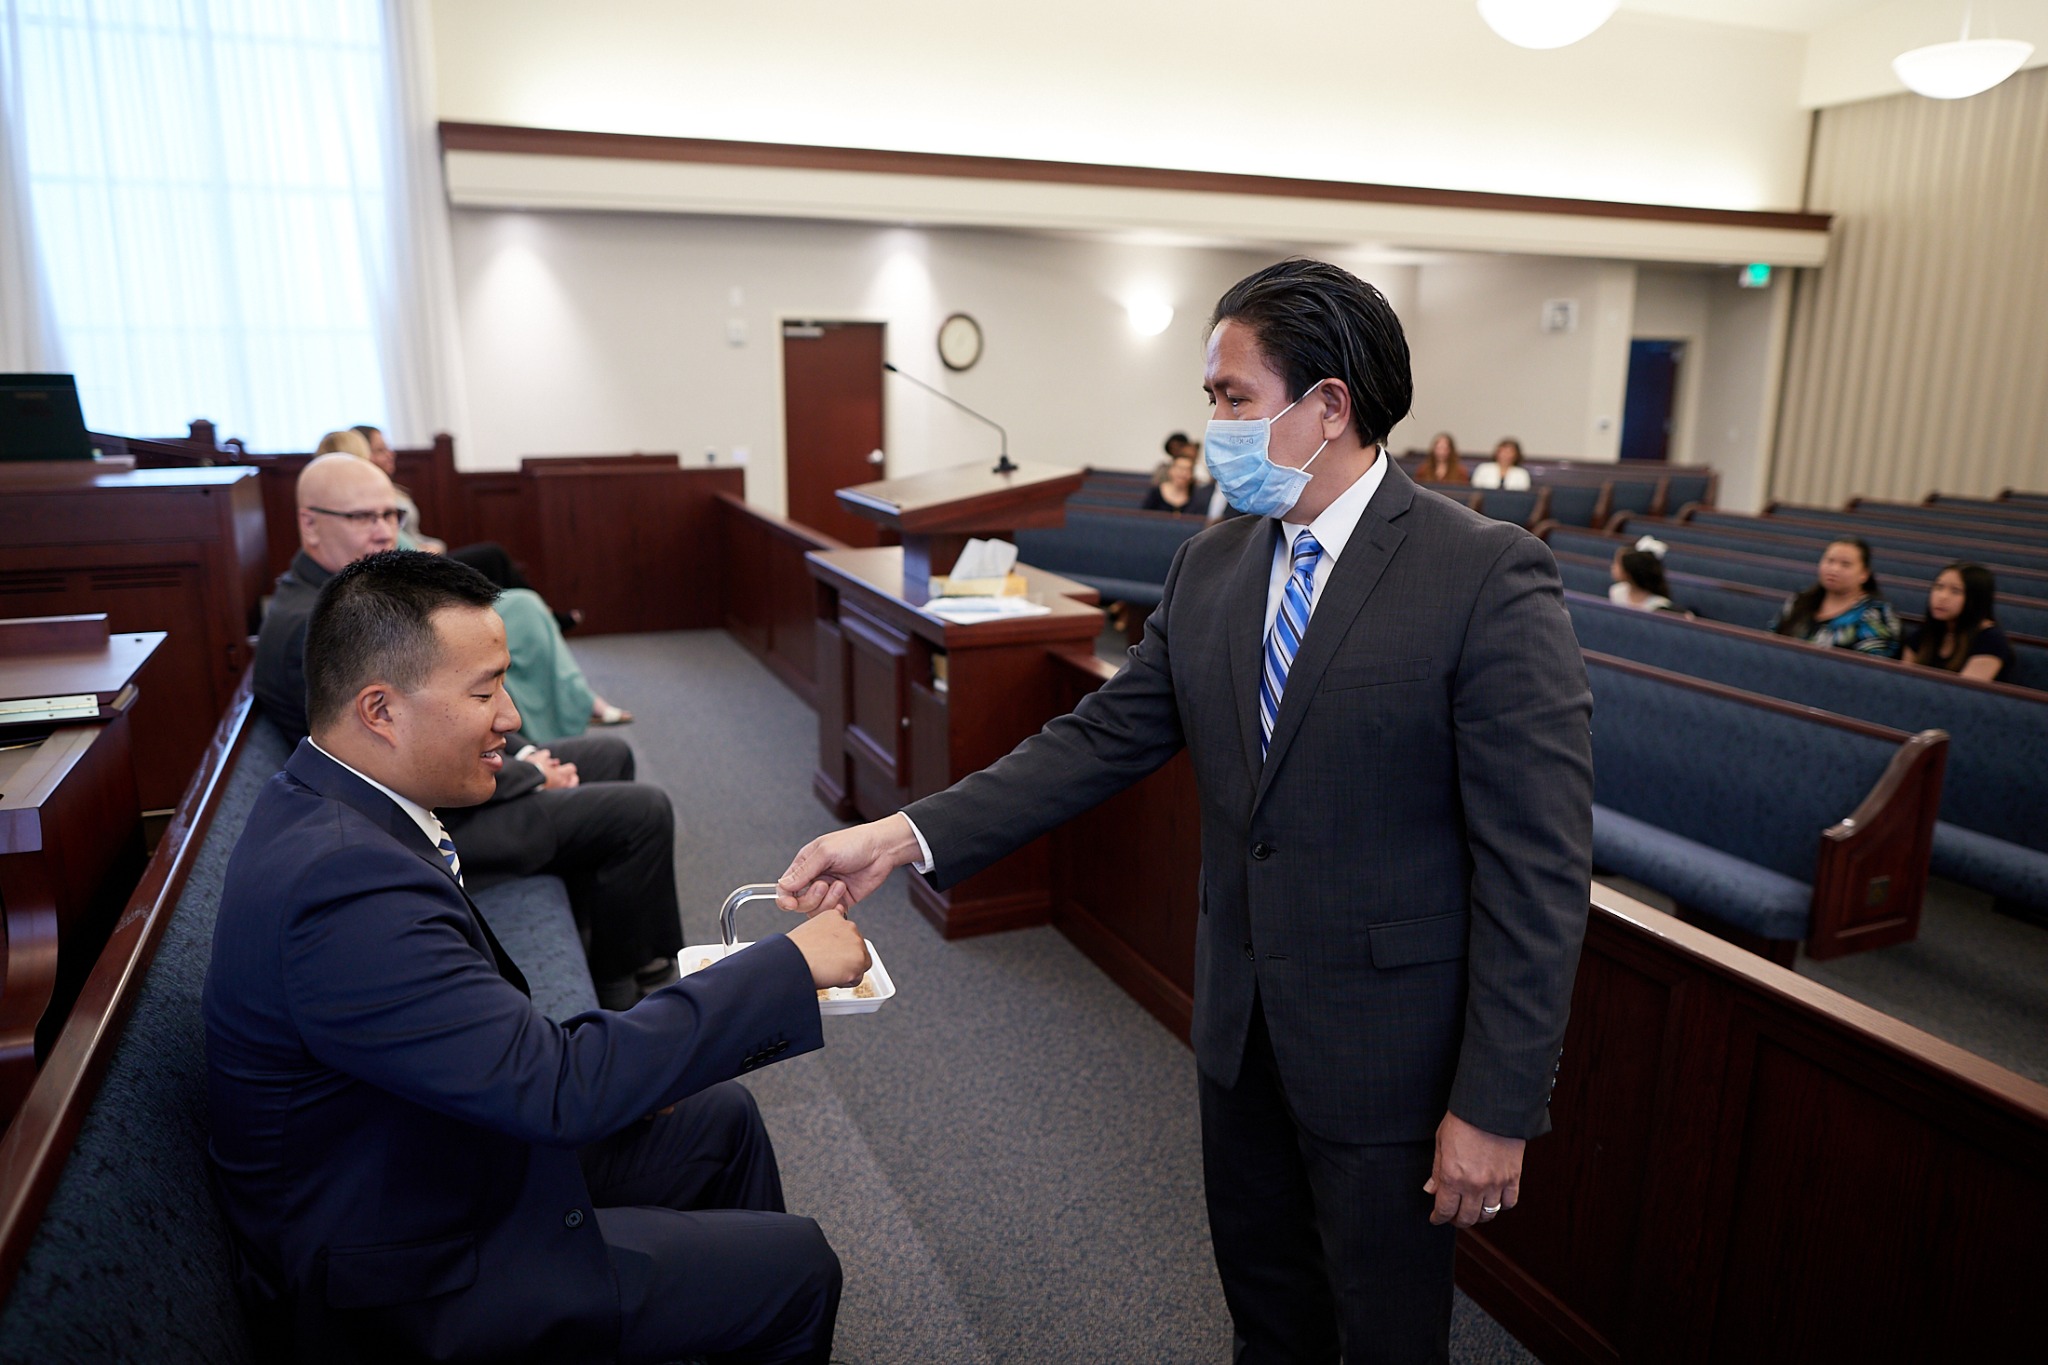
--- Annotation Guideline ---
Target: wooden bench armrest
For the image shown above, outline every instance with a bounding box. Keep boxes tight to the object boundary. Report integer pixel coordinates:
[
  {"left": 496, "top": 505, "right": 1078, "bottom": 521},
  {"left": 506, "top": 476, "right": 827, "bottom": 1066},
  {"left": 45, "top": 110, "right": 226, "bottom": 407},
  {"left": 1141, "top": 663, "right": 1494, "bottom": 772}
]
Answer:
[{"left": 1807, "top": 728, "right": 1949, "bottom": 960}]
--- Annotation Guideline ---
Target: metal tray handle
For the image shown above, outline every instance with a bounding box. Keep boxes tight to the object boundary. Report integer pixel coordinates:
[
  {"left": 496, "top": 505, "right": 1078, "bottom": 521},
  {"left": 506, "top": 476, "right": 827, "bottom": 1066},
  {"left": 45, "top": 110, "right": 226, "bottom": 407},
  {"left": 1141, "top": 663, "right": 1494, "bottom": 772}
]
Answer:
[{"left": 719, "top": 883, "right": 784, "bottom": 949}]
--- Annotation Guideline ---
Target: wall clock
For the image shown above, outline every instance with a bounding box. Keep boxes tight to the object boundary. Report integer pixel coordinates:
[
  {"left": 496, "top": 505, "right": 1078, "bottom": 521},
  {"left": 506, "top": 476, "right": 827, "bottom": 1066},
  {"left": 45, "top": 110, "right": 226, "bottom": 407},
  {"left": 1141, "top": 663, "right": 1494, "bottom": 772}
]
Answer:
[{"left": 937, "top": 312, "right": 983, "bottom": 371}]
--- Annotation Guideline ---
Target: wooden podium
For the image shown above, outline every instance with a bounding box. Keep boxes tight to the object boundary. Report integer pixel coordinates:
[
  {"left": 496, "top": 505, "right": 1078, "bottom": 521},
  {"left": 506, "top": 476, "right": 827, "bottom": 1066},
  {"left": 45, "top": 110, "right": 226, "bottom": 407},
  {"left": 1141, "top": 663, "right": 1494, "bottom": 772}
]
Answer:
[
  {"left": 810, "top": 460, "right": 1102, "bottom": 938},
  {"left": 834, "top": 460, "right": 1086, "bottom": 605}
]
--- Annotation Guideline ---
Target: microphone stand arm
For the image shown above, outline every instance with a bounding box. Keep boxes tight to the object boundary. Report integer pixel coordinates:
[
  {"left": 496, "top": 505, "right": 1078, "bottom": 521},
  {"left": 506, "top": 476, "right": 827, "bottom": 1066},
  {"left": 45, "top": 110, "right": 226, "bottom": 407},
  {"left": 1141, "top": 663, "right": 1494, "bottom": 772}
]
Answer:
[{"left": 883, "top": 362, "right": 1017, "bottom": 475}]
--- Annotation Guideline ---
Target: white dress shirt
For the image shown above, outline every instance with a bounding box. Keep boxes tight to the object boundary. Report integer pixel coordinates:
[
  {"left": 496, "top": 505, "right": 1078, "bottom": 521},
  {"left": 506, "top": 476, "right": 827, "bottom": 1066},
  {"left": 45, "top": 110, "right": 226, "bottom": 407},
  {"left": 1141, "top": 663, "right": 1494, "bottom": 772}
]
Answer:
[
  {"left": 1262, "top": 449, "right": 1390, "bottom": 639},
  {"left": 310, "top": 738, "right": 458, "bottom": 873},
  {"left": 901, "top": 449, "right": 1391, "bottom": 877}
]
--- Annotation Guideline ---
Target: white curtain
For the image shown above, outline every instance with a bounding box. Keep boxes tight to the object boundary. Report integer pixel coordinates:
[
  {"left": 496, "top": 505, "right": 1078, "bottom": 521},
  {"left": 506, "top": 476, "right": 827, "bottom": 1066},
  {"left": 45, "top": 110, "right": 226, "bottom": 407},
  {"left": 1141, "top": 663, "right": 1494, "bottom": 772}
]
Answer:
[
  {"left": 0, "top": 2, "right": 64, "bottom": 371},
  {"left": 0, "top": 0, "right": 460, "bottom": 451},
  {"left": 375, "top": 0, "right": 466, "bottom": 451}
]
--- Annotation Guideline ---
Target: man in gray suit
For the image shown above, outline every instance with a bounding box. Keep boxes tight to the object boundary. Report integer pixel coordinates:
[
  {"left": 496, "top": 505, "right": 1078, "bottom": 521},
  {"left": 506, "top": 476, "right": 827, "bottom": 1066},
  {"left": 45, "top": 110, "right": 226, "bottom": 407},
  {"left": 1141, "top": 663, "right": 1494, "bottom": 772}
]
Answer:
[{"left": 777, "top": 260, "right": 1593, "bottom": 1363}]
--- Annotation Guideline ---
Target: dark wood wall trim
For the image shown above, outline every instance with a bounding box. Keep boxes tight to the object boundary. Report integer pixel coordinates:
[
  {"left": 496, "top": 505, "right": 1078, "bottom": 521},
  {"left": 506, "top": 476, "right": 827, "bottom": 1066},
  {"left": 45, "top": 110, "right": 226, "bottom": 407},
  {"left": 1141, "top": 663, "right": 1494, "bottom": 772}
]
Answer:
[
  {"left": 0, "top": 668, "right": 256, "bottom": 1302},
  {"left": 439, "top": 121, "right": 1833, "bottom": 235}
]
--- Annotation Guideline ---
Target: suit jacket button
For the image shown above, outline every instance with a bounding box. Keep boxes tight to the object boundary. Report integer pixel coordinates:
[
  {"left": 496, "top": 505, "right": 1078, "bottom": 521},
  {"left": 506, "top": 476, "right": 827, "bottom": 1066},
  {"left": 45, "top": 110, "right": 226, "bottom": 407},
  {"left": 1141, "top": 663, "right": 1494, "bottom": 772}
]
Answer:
[
  {"left": 1242, "top": 942, "right": 1255, "bottom": 961},
  {"left": 1251, "top": 841, "right": 1272, "bottom": 860},
  {"left": 564, "top": 1209, "right": 584, "bottom": 1228}
]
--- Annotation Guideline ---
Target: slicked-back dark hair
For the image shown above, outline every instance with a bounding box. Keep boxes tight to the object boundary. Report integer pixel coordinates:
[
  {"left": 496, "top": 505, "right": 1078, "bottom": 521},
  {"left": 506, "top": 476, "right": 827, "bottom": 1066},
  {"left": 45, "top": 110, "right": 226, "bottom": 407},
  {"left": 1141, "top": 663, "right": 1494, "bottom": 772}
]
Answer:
[
  {"left": 304, "top": 550, "right": 500, "bottom": 732},
  {"left": 1211, "top": 259, "right": 1413, "bottom": 447}
]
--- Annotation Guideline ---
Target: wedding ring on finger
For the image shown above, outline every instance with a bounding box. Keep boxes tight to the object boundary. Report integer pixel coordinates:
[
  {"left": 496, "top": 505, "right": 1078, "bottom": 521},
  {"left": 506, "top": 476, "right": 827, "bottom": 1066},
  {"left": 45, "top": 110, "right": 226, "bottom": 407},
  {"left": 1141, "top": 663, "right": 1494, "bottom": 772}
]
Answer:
[{"left": 1481, "top": 1202, "right": 1503, "bottom": 1217}]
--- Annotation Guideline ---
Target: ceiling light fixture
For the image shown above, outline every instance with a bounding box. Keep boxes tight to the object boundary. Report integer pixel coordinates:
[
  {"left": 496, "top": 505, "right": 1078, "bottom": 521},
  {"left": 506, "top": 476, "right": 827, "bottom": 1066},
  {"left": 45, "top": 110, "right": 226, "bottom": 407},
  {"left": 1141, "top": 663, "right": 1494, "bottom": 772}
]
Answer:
[
  {"left": 1476, "top": 0, "right": 1618, "bottom": 51},
  {"left": 1894, "top": 5, "right": 2034, "bottom": 100},
  {"left": 1126, "top": 297, "right": 1174, "bottom": 338}
]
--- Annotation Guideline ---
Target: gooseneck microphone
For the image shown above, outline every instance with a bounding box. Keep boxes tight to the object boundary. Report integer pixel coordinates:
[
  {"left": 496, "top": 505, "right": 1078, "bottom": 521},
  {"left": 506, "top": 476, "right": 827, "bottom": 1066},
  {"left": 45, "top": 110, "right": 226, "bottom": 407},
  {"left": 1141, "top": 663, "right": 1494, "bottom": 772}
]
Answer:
[{"left": 882, "top": 361, "right": 1018, "bottom": 475}]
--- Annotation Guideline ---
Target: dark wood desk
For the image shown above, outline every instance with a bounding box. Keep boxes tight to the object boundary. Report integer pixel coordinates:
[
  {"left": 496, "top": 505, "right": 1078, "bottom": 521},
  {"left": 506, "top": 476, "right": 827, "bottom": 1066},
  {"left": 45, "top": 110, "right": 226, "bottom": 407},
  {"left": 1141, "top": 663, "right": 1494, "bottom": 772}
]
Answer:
[
  {"left": 0, "top": 709, "right": 146, "bottom": 1124},
  {"left": 807, "top": 546, "right": 1102, "bottom": 937},
  {"left": 0, "top": 467, "right": 264, "bottom": 809}
]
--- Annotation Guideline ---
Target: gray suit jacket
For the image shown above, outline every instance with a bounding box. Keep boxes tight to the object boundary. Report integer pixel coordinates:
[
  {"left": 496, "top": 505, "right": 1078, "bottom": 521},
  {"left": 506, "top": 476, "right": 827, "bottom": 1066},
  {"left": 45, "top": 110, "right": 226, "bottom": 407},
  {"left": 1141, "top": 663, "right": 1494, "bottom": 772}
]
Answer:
[{"left": 905, "top": 460, "right": 1593, "bottom": 1144}]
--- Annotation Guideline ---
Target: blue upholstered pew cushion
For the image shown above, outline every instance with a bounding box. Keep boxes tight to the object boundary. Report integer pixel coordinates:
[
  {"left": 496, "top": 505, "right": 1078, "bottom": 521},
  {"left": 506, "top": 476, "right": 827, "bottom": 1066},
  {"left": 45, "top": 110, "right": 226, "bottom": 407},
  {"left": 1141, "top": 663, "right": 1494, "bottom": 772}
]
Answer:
[
  {"left": 0, "top": 714, "right": 598, "bottom": 1363},
  {"left": 1568, "top": 597, "right": 2045, "bottom": 846},
  {"left": 478, "top": 874, "right": 600, "bottom": 1021},
  {"left": 1015, "top": 510, "right": 1204, "bottom": 604},
  {"left": 1544, "top": 484, "right": 1602, "bottom": 528},
  {"left": 1593, "top": 806, "right": 1813, "bottom": 940},
  {"left": 1931, "top": 822, "right": 2048, "bottom": 910}
]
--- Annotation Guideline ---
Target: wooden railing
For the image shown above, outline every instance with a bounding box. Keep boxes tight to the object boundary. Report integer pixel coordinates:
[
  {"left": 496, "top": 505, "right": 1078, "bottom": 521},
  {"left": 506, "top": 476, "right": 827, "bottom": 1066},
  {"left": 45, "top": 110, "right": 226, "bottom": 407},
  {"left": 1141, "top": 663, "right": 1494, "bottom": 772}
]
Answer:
[
  {"left": 122, "top": 423, "right": 745, "bottom": 636},
  {"left": 716, "top": 494, "right": 846, "bottom": 708},
  {"left": 0, "top": 669, "right": 256, "bottom": 1300}
]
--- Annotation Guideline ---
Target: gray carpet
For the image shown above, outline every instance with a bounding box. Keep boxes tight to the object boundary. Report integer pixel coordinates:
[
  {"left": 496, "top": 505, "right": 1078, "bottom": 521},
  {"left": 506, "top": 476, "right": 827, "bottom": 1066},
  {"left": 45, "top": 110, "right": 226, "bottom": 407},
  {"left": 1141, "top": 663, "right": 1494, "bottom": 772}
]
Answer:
[
  {"left": 569, "top": 629, "right": 1537, "bottom": 1364},
  {"left": 1598, "top": 874, "right": 2048, "bottom": 1085}
]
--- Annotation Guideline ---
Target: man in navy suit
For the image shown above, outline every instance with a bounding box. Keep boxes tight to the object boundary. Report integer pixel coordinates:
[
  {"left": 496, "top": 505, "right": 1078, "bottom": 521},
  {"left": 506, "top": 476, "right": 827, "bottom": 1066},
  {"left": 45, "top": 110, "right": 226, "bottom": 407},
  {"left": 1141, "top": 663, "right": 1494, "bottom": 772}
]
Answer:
[{"left": 205, "top": 550, "right": 870, "bottom": 1363}]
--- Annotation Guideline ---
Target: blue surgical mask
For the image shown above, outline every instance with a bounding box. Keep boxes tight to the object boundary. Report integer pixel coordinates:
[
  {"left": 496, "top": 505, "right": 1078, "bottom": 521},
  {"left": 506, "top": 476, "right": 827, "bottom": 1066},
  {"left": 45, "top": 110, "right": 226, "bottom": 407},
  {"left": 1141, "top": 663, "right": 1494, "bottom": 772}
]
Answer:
[{"left": 1204, "top": 381, "right": 1333, "bottom": 519}]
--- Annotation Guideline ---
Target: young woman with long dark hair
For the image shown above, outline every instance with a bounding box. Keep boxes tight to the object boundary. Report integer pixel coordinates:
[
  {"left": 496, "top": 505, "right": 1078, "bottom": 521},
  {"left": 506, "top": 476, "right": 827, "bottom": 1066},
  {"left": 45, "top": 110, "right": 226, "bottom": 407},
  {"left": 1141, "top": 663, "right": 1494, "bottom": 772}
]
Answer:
[{"left": 1906, "top": 562, "right": 2017, "bottom": 683}]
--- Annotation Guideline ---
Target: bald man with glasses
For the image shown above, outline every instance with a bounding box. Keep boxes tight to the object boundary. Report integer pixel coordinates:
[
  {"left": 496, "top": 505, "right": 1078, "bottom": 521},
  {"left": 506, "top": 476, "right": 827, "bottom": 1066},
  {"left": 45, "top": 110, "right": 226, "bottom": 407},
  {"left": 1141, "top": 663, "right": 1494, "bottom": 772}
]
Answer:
[{"left": 255, "top": 455, "right": 683, "bottom": 1009}]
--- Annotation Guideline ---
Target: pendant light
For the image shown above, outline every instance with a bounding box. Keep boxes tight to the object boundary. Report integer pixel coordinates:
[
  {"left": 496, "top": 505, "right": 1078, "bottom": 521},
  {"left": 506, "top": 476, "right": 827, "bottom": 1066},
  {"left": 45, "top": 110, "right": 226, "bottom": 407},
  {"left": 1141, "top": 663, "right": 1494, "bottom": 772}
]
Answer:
[
  {"left": 1477, "top": 0, "right": 1619, "bottom": 51},
  {"left": 1893, "top": 5, "right": 2034, "bottom": 100}
]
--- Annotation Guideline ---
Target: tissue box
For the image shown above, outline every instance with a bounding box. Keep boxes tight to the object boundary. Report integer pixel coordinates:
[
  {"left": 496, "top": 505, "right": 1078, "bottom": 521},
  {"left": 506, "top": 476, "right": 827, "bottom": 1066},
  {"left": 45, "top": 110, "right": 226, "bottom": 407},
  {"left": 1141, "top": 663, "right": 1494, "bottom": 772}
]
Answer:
[{"left": 930, "top": 572, "right": 1029, "bottom": 598}]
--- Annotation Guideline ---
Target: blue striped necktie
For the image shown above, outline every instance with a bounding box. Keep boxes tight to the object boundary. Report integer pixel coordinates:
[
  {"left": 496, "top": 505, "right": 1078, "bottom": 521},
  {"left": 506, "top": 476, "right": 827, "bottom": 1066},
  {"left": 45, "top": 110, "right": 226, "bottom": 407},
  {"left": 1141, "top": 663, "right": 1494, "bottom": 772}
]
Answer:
[
  {"left": 1259, "top": 529, "right": 1324, "bottom": 758},
  {"left": 436, "top": 834, "right": 463, "bottom": 887}
]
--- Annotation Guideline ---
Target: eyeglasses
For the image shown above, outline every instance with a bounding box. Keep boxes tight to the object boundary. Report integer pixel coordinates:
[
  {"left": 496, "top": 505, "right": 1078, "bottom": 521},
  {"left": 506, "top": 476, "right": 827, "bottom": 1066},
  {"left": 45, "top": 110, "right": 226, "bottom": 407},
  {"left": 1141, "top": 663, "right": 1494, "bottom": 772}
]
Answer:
[{"left": 307, "top": 505, "right": 403, "bottom": 528}]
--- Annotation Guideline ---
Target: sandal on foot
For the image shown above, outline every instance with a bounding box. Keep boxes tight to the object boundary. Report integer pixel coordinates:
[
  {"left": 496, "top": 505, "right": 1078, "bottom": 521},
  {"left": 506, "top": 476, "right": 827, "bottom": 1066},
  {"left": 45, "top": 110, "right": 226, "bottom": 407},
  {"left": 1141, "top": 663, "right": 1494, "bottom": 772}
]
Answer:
[{"left": 591, "top": 700, "right": 633, "bottom": 726}]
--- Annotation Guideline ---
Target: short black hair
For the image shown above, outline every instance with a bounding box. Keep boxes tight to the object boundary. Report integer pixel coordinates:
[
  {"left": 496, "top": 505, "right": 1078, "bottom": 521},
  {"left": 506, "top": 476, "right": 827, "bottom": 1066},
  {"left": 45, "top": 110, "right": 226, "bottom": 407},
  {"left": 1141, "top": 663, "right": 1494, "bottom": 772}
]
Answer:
[
  {"left": 1211, "top": 259, "right": 1413, "bottom": 447},
  {"left": 1163, "top": 431, "right": 1191, "bottom": 456},
  {"left": 304, "top": 550, "right": 499, "bottom": 732},
  {"left": 350, "top": 423, "right": 382, "bottom": 440}
]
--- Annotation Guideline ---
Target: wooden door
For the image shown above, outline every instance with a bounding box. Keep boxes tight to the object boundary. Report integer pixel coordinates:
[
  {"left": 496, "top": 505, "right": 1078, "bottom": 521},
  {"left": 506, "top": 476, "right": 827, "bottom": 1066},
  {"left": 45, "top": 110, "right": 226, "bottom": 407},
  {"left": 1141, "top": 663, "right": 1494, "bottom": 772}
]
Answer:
[{"left": 782, "top": 321, "right": 885, "bottom": 546}]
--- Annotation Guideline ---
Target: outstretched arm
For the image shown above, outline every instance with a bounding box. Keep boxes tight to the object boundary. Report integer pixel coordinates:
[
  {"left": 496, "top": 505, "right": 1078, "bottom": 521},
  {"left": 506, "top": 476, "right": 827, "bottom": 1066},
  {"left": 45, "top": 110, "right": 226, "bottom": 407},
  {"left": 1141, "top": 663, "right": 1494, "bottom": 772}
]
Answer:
[{"left": 780, "top": 539, "right": 1204, "bottom": 911}]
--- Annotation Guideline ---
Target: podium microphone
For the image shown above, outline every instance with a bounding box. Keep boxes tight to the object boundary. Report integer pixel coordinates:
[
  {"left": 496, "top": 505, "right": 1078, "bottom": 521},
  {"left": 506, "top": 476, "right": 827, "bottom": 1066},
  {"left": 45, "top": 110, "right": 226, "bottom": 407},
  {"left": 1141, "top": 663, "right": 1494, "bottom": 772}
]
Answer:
[{"left": 883, "top": 362, "right": 1018, "bottom": 475}]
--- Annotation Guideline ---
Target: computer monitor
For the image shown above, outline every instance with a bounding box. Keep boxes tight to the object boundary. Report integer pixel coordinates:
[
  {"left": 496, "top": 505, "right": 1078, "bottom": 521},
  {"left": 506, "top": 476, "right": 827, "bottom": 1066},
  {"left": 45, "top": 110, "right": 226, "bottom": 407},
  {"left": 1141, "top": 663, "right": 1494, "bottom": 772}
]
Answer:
[{"left": 0, "top": 374, "right": 93, "bottom": 461}]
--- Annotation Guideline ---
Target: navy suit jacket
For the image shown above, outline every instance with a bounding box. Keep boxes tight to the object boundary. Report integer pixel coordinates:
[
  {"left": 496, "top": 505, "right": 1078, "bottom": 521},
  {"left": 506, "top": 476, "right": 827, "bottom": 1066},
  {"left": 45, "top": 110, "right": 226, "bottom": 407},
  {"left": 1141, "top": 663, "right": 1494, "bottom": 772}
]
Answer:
[
  {"left": 906, "top": 461, "right": 1593, "bottom": 1144},
  {"left": 203, "top": 741, "right": 822, "bottom": 1363}
]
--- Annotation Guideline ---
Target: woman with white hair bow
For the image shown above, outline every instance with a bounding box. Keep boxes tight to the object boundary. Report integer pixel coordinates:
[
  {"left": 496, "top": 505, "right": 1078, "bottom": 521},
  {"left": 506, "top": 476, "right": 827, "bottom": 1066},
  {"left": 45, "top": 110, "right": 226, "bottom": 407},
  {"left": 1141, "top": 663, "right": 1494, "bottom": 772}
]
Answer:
[{"left": 1609, "top": 535, "right": 1678, "bottom": 612}]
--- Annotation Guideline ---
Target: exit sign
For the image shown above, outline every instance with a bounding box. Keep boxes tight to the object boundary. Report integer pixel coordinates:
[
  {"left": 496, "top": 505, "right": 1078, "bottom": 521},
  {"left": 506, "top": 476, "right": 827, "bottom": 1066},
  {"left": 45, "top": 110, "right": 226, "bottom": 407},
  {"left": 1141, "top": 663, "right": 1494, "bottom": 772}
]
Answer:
[{"left": 1739, "top": 263, "right": 1773, "bottom": 288}]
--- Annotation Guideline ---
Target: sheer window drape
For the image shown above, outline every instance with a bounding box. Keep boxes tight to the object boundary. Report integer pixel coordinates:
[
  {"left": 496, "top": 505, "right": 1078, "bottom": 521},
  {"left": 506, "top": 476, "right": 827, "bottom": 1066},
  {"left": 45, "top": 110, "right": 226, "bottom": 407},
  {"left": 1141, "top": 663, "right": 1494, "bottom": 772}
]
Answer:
[{"left": 1, "top": 0, "right": 458, "bottom": 450}]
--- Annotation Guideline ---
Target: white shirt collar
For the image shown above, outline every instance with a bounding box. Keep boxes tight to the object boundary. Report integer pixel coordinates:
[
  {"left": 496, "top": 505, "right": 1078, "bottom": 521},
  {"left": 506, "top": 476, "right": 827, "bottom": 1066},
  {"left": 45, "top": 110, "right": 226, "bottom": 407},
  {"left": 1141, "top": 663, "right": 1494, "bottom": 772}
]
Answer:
[
  {"left": 1279, "top": 446, "right": 1390, "bottom": 563},
  {"left": 309, "top": 738, "right": 448, "bottom": 851}
]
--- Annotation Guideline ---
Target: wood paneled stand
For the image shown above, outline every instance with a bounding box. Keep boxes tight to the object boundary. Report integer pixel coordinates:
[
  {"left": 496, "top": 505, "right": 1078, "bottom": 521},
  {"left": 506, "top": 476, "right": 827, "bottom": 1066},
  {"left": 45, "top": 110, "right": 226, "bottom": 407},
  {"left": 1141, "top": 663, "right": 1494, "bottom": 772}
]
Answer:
[
  {"left": 807, "top": 547, "right": 1101, "bottom": 938},
  {"left": 0, "top": 466, "right": 264, "bottom": 810}
]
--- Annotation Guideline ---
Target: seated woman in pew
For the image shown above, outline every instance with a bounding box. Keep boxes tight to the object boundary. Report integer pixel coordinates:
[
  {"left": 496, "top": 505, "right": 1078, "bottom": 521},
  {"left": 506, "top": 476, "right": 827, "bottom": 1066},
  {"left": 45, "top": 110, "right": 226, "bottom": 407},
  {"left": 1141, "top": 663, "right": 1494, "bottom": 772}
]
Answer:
[
  {"left": 1906, "top": 562, "right": 2018, "bottom": 684},
  {"left": 337, "top": 425, "right": 586, "bottom": 636},
  {"left": 1609, "top": 536, "right": 1680, "bottom": 613},
  {"left": 1416, "top": 431, "right": 1467, "bottom": 484},
  {"left": 1469, "top": 436, "right": 1532, "bottom": 491},
  {"left": 1770, "top": 537, "right": 1902, "bottom": 658},
  {"left": 1141, "top": 450, "right": 1211, "bottom": 514}
]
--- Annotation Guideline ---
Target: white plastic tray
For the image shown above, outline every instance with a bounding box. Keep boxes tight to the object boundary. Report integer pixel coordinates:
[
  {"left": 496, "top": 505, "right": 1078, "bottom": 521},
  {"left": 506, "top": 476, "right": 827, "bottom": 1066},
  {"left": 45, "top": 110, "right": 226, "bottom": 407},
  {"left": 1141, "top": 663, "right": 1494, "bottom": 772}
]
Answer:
[{"left": 678, "top": 938, "right": 896, "bottom": 1015}]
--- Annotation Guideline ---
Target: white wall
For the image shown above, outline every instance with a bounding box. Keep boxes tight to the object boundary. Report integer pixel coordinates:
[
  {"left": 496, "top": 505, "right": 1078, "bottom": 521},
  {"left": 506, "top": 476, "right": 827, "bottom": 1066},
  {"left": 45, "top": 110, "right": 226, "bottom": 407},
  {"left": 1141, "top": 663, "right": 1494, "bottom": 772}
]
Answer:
[
  {"left": 450, "top": 208, "right": 1307, "bottom": 511},
  {"left": 430, "top": 1, "right": 1813, "bottom": 212},
  {"left": 1694, "top": 271, "right": 1789, "bottom": 512},
  {"left": 1399, "top": 256, "right": 1635, "bottom": 461}
]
